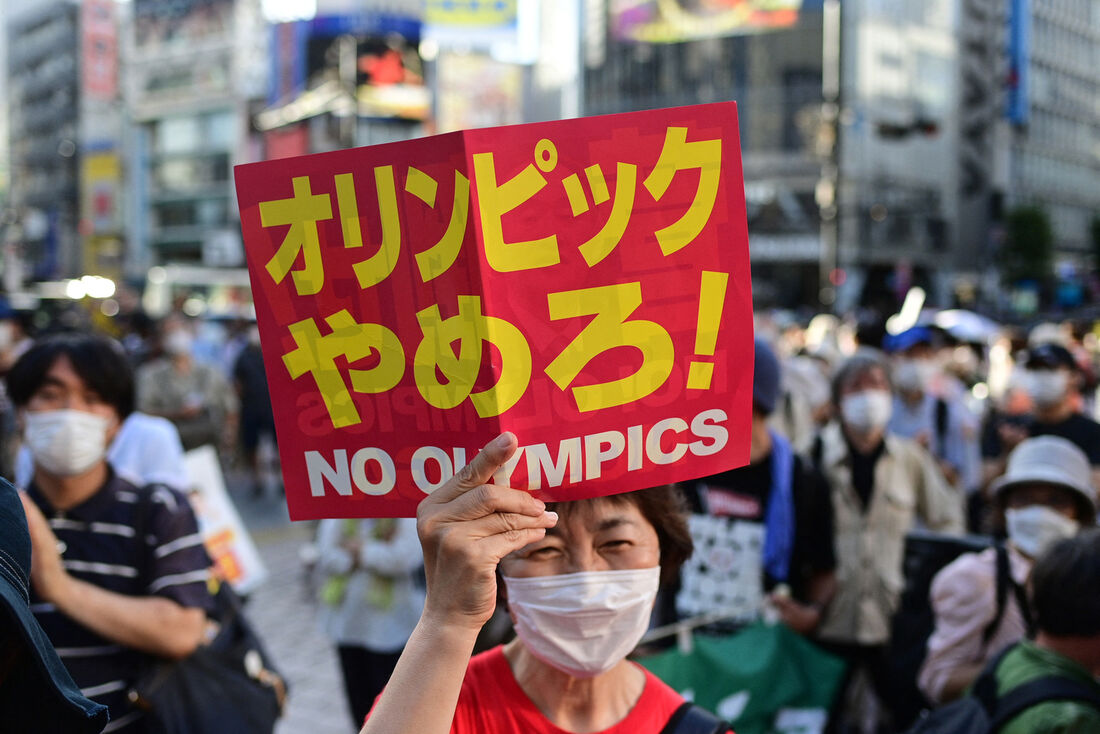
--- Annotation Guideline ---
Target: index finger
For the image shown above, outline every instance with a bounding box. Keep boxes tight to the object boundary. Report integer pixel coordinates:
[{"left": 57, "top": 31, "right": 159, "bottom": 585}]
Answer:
[{"left": 429, "top": 432, "right": 518, "bottom": 504}]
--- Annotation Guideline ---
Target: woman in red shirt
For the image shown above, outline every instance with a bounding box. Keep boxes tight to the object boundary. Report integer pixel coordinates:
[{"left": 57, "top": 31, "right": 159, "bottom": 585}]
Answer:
[{"left": 361, "top": 432, "right": 726, "bottom": 734}]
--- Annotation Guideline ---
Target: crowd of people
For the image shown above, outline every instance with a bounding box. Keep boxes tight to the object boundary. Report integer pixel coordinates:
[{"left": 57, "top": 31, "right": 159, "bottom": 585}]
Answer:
[{"left": 1, "top": 299, "right": 1100, "bottom": 734}]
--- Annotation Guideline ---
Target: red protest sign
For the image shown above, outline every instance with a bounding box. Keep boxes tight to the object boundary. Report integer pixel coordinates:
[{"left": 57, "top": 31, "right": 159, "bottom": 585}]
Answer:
[{"left": 235, "top": 102, "right": 753, "bottom": 519}]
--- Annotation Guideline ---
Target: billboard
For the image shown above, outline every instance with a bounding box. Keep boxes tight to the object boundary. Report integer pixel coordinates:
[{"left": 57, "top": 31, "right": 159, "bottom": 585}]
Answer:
[
  {"left": 267, "top": 14, "right": 428, "bottom": 121},
  {"left": 133, "top": 0, "right": 234, "bottom": 51},
  {"left": 82, "top": 0, "right": 118, "bottom": 100},
  {"left": 81, "top": 151, "right": 120, "bottom": 231},
  {"left": 424, "top": 0, "right": 519, "bottom": 48},
  {"left": 1005, "top": 0, "right": 1030, "bottom": 125},
  {"left": 611, "top": 0, "right": 804, "bottom": 43}
]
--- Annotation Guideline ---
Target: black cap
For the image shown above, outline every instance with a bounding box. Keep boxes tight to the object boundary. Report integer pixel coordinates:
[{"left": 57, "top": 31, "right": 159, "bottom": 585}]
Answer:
[{"left": 1026, "top": 343, "right": 1077, "bottom": 371}]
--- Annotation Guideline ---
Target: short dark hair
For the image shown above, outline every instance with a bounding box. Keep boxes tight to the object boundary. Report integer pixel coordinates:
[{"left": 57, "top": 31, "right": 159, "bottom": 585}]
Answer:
[
  {"left": 546, "top": 484, "right": 694, "bottom": 585},
  {"left": 1030, "top": 528, "right": 1100, "bottom": 637},
  {"left": 6, "top": 333, "right": 134, "bottom": 419},
  {"left": 831, "top": 348, "right": 892, "bottom": 406}
]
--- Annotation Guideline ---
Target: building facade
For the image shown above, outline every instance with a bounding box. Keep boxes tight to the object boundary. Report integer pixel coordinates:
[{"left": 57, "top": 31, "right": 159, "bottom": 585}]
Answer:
[
  {"left": 583, "top": 0, "right": 1099, "bottom": 311},
  {"left": 6, "top": 1, "right": 82, "bottom": 280},
  {"left": 585, "top": 1, "right": 827, "bottom": 308},
  {"left": 1001, "top": 0, "right": 1100, "bottom": 267},
  {"left": 121, "top": 0, "right": 269, "bottom": 274}
]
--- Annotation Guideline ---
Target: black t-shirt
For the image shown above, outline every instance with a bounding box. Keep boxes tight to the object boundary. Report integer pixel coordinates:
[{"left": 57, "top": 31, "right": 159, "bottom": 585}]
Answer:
[
  {"left": 1029, "top": 413, "right": 1100, "bottom": 465},
  {"left": 685, "top": 453, "right": 837, "bottom": 601},
  {"left": 233, "top": 344, "right": 273, "bottom": 418},
  {"left": 982, "top": 411, "right": 1100, "bottom": 465}
]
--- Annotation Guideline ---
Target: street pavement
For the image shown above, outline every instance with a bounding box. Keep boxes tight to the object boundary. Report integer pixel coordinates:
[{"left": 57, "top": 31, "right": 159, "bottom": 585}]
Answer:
[{"left": 229, "top": 479, "right": 357, "bottom": 734}]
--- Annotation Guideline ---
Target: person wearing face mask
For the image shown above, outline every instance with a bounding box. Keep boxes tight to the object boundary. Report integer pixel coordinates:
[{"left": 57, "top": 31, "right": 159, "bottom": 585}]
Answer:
[
  {"left": 6, "top": 334, "right": 215, "bottom": 733},
  {"left": 316, "top": 517, "right": 424, "bottom": 728},
  {"left": 885, "top": 327, "right": 982, "bottom": 496},
  {"left": 984, "top": 529, "right": 1100, "bottom": 732},
  {"left": 232, "top": 325, "right": 277, "bottom": 496},
  {"left": 918, "top": 436, "right": 1096, "bottom": 706},
  {"left": 810, "top": 350, "right": 964, "bottom": 734},
  {"left": 135, "top": 315, "right": 239, "bottom": 452},
  {"left": 361, "top": 434, "right": 733, "bottom": 734},
  {"left": 679, "top": 339, "right": 837, "bottom": 636},
  {"left": 1020, "top": 343, "right": 1100, "bottom": 486},
  {"left": 12, "top": 411, "right": 191, "bottom": 493}
]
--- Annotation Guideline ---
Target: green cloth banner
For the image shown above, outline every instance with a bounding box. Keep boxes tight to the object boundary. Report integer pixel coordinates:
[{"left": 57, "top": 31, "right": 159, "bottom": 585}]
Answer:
[{"left": 640, "top": 622, "right": 846, "bottom": 734}]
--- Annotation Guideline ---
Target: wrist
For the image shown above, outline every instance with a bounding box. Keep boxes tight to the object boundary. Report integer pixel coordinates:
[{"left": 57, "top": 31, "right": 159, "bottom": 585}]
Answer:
[
  {"left": 48, "top": 572, "right": 79, "bottom": 611},
  {"left": 419, "top": 607, "right": 490, "bottom": 641}
]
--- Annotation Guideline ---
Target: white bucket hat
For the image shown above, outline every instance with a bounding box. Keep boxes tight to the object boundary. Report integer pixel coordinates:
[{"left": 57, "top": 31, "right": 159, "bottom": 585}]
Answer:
[{"left": 991, "top": 435, "right": 1097, "bottom": 519}]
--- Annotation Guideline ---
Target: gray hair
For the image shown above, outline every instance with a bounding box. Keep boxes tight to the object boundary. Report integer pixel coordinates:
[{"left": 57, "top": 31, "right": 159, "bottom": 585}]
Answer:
[{"left": 831, "top": 348, "right": 892, "bottom": 406}]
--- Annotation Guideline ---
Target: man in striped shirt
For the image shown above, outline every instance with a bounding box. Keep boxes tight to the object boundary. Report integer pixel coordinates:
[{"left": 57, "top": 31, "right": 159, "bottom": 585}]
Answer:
[{"left": 9, "top": 333, "right": 214, "bottom": 733}]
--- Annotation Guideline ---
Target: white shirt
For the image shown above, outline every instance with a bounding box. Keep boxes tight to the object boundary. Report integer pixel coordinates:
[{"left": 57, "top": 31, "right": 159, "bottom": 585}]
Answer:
[{"left": 316, "top": 518, "right": 425, "bottom": 653}]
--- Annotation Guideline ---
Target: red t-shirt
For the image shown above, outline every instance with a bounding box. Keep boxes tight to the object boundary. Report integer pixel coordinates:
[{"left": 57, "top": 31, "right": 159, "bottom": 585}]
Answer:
[{"left": 449, "top": 646, "right": 695, "bottom": 733}]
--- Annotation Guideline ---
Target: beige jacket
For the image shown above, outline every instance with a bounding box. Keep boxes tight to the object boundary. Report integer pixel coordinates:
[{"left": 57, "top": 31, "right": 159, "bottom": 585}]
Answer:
[{"left": 815, "top": 422, "right": 964, "bottom": 646}]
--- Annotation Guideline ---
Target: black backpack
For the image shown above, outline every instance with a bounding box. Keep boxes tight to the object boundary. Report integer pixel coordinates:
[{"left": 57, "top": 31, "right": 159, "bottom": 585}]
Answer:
[
  {"left": 905, "top": 644, "right": 1100, "bottom": 733},
  {"left": 886, "top": 533, "right": 1035, "bottom": 729}
]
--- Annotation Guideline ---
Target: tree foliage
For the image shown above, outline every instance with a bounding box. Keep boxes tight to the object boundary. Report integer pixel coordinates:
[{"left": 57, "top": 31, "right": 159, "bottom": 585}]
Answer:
[{"left": 1002, "top": 205, "right": 1053, "bottom": 283}]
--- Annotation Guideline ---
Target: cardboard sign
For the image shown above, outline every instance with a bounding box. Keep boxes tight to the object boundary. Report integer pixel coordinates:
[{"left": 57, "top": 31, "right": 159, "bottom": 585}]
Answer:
[{"left": 234, "top": 102, "right": 753, "bottom": 519}]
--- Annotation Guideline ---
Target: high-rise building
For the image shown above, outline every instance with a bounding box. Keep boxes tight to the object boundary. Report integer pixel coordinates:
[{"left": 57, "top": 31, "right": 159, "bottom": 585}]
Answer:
[
  {"left": 1001, "top": 0, "right": 1100, "bottom": 265},
  {"left": 6, "top": 1, "right": 82, "bottom": 280},
  {"left": 6, "top": 0, "right": 124, "bottom": 285},
  {"left": 586, "top": 2, "right": 827, "bottom": 307},
  {"left": 584, "top": 0, "right": 1099, "bottom": 310},
  {"left": 121, "top": 0, "right": 269, "bottom": 274}
]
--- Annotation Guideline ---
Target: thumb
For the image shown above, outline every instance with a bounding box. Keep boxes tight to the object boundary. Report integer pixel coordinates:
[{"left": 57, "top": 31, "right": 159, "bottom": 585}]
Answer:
[{"left": 431, "top": 432, "right": 517, "bottom": 503}]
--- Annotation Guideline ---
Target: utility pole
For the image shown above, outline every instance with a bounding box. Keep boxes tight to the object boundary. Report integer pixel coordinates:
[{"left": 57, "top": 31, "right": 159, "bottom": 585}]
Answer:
[
  {"left": 338, "top": 34, "right": 358, "bottom": 149},
  {"left": 817, "top": 0, "right": 842, "bottom": 311}
]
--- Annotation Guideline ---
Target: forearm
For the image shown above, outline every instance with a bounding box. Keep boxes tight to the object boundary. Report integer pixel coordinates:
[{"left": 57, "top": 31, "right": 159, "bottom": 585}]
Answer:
[
  {"left": 360, "top": 617, "right": 480, "bottom": 734},
  {"left": 55, "top": 577, "right": 205, "bottom": 660},
  {"left": 980, "top": 458, "right": 1007, "bottom": 494},
  {"left": 806, "top": 570, "right": 836, "bottom": 610},
  {"left": 938, "top": 662, "right": 984, "bottom": 703}
]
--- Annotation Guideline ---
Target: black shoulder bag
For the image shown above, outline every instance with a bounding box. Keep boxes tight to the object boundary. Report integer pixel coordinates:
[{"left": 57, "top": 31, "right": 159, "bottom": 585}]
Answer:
[
  {"left": 127, "top": 486, "right": 288, "bottom": 734},
  {"left": 660, "top": 702, "right": 729, "bottom": 734}
]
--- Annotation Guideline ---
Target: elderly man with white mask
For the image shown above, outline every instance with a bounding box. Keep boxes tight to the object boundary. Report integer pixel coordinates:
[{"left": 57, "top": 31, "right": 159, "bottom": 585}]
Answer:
[{"left": 811, "top": 349, "right": 964, "bottom": 734}]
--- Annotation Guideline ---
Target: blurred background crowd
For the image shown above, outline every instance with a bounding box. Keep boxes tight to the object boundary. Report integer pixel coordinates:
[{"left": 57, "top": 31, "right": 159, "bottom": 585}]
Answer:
[
  {"left": 2, "top": 0, "right": 1100, "bottom": 732},
  {"left": 3, "top": 291, "right": 1100, "bottom": 733}
]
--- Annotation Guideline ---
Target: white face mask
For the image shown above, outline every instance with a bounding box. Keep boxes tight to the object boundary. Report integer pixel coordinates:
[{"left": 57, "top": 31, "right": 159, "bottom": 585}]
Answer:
[
  {"left": 503, "top": 567, "right": 660, "bottom": 679},
  {"left": 1005, "top": 505, "right": 1079, "bottom": 558},
  {"left": 894, "top": 360, "right": 936, "bottom": 393},
  {"left": 163, "top": 330, "right": 194, "bottom": 357},
  {"left": 24, "top": 409, "right": 112, "bottom": 477},
  {"left": 840, "top": 389, "right": 893, "bottom": 433},
  {"left": 1025, "top": 370, "right": 1069, "bottom": 410}
]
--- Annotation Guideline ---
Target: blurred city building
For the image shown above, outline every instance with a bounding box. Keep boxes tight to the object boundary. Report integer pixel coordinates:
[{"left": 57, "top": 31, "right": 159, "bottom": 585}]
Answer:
[
  {"left": 257, "top": 0, "right": 427, "bottom": 156},
  {"left": 2, "top": 0, "right": 1098, "bottom": 317},
  {"left": 6, "top": 0, "right": 126, "bottom": 288},
  {"left": 121, "top": 0, "right": 268, "bottom": 276},
  {"left": 7, "top": 1, "right": 81, "bottom": 282},
  {"left": 583, "top": 0, "right": 1100, "bottom": 312},
  {"left": 1000, "top": 0, "right": 1100, "bottom": 272},
  {"left": 586, "top": 0, "right": 828, "bottom": 308}
]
